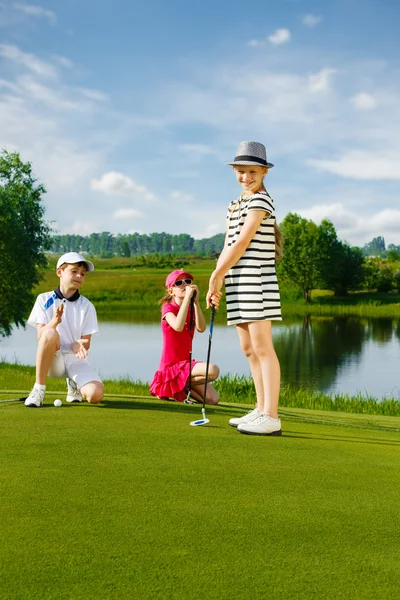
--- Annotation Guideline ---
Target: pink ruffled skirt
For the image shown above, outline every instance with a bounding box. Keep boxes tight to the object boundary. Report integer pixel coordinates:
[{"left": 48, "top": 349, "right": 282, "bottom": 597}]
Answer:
[{"left": 149, "top": 359, "right": 198, "bottom": 402}]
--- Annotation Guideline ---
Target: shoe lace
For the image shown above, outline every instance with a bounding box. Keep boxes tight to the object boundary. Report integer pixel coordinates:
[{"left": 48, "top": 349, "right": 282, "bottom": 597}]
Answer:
[
  {"left": 31, "top": 388, "right": 43, "bottom": 400},
  {"left": 246, "top": 408, "right": 260, "bottom": 418},
  {"left": 250, "top": 413, "right": 268, "bottom": 425}
]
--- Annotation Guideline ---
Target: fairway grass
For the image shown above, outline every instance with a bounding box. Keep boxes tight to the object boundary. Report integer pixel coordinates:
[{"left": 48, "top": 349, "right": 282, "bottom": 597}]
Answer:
[{"left": 1, "top": 395, "right": 400, "bottom": 599}]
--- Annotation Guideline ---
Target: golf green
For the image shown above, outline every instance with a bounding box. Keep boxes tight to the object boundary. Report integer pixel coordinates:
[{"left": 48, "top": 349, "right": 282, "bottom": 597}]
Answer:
[{"left": 1, "top": 397, "right": 400, "bottom": 599}]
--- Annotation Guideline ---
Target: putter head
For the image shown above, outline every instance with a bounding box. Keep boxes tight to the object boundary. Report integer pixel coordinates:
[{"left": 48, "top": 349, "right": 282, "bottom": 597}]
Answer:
[
  {"left": 190, "top": 418, "right": 210, "bottom": 427},
  {"left": 190, "top": 406, "right": 209, "bottom": 426}
]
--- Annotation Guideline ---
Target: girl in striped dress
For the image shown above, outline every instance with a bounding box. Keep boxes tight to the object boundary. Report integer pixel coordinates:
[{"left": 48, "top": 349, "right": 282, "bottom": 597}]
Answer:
[{"left": 207, "top": 141, "right": 283, "bottom": 436}]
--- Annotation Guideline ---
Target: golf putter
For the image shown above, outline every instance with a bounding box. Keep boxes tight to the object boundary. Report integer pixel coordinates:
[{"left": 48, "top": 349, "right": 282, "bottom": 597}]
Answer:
[
  {"left": 184, "top": 297, "right": 197, "bottom": 405},
  {"left": 0, "top": 396, "right": 27, "bottom": 404},
  {"left": 190, "top": 304, "right": 215, "bottom": 426}
]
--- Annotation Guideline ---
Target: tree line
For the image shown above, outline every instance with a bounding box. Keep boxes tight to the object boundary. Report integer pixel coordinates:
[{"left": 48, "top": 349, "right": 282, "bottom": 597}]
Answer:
[
  {"left": 361, "top": 236, "right": 400, "bottom": 258},
  {"left": 50, "top": 232, "right": 225, "bottom": 258}
]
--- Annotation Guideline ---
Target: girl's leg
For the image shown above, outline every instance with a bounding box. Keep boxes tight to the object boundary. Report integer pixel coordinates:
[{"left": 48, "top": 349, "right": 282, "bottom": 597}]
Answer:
[
  {"left": 190, "top": 383, "right": 219, "bottom": 405},
  {"left": 190, "top": 362, "right": 220, "bottom": 385},
  {"left": 236, "top": 323, "right": 264, "bottom": 412},
  {"left": 189, "top": 362, "right": 220, "bottom": 405},
  {"left": 247, "top": 320, "right": 280, "bottom": 418}
]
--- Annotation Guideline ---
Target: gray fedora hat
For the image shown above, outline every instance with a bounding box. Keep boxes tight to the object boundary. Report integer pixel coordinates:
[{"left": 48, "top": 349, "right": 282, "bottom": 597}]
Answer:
[{"left": 227, "top": 141, "right": 274, "bottom": 168}]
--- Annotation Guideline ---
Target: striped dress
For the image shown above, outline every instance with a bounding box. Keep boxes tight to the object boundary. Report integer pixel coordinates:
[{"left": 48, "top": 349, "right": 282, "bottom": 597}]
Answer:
[{"left": 224, "top": 191, "right": 282, "bottom": 326}]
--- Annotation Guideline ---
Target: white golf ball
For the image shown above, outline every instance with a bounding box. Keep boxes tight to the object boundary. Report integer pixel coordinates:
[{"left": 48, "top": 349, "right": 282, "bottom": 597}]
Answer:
[{"left": 54, "top": 399, "right": 62, "bottom": 407}]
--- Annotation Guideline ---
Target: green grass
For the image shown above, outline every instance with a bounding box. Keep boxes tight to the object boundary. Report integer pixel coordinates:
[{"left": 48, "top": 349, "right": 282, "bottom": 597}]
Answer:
[
  {"left": 34, "top": 258, "right": 400, "bottom": 321},
  {"left": 2, "top": 364, "right": 400, "bottom": 417},
  {"left": 1, "top": 391, "right": 400, "bottom": 599}
]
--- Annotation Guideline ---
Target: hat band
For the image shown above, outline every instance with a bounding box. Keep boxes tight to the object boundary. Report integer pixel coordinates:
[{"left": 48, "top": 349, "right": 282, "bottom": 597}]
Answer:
[{"left": 234, "top": 154, "right": 268, "bottom": 165}]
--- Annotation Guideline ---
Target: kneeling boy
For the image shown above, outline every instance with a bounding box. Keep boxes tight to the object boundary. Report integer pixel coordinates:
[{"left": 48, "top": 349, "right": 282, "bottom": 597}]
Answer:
[{"left": 25, "top": 252, "right": 104, "bottom": 407}]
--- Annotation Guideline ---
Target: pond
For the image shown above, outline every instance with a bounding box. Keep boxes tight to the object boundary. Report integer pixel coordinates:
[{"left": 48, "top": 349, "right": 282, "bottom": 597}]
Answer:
[{"left": 1, "top": 316, "right": 400, "bottom": 399}]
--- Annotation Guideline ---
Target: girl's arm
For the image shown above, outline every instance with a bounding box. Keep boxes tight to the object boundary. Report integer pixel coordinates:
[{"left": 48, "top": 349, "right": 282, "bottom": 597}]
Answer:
[
  {"left": 164, "top": 286, "right": 196, "bottom": 332},
  {"left": 207, "top": 210, "right": 267, "bottom": 307}
]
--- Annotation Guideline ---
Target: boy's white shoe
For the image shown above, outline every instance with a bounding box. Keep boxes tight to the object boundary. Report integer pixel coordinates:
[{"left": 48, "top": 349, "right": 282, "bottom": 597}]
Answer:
[
  {"left": 238, "top": 414, "right": 282, "bottom": 436},
  {"left": 229, "top": 408, "right": 261, "bottom": 428},
  {"left": 24, "top": 388, "right": 45, "bottom": 408},
  {"left": 66, "top": 378, "right": 82, "bottom": 403}
]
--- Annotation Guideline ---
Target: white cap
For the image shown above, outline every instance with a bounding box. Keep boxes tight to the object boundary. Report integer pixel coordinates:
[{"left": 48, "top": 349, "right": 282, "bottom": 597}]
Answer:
[{"left": 56, "top": 252, "right": 94, "bottom": 272}]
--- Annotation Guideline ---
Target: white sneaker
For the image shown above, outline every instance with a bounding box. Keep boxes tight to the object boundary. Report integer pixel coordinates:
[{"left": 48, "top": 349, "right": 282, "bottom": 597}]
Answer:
[
  {"left": 238, "top": 414, "right": 282, "bottom": 436},
  {"left": 66, "top": 378, "right": 82, "bottom": 403},
  {"left": 24, "top": 388, "right": 45, "bottom": 407},
  {"left": 229, "top": 408, "right": 262, "bottom": 428}
]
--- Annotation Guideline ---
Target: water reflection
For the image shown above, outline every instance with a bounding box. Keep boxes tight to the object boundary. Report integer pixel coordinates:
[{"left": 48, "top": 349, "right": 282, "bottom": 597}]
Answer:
[
  {"left": 276, "top": 317, "right": 366, "bottom": 392},
  {"left": 274, "top": 316, "right": 400, "bottom": 397},
  {"left": 368, "top": 318, "right": 394, "bottom": 345},
  {"left": 1, "top": 316, "right": 399, "bottom": 399}
]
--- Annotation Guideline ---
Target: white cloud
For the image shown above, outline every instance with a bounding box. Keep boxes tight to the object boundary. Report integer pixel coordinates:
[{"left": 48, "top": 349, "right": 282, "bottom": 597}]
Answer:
[
  {"left": 308, "top": 150, "right": 400, "bottom": 180},
  {"left": 54, "top": 56, "right": 73, "bottom": 69},
  {"left": 302, "top": 14, "right": 323, "bottom": 27},
  {"left": 91, "top": 172, "right": 156, "bottom": 201},
  {"left": 299, "top": 203, "right": 359, "bottom": 229},
  {"left": 12, "top": 3, "right": 56, "bottom": 24},
  {"left": 179, "top": 143, "right": 214, "bottom": 156},
  {"left": 248, "top": 40, "right": 263, "bottom": 47},
  {"left": 77, "top": 88, "right": 108, "bottom": 102},
  {"left": 113, "top": 208, "right": 143, "bottom": 220},
  {"left": 350, "top": 92, "right": 377, "bottom": 110},
  {"left": 16, "top": 75, "right": 85, "bottom": 111},
  {"left": 268, "top": 28, "right": 291, "bottom": 45},
  {"left": 308, "top": 68, "right": 336, "bottom": 93},
  {"left": 0, "top": 43, "right": 57, "bottom": 77},
  {"left": 171, "top": 190, "right": 194, "bottom": 203},
  {"left": 62, "top": 221, "right": 102, "bottom": 236},
  {"left": 298, "top": 203, "right": 400, "bottom": 245}
]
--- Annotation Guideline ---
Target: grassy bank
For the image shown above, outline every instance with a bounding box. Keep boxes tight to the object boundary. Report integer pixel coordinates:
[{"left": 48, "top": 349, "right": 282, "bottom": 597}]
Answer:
[
  {"left": 33, "top": 257, "right": 400, "bottom": 321},
  {"left": 2, "top": 364, "right": 399, "bottom": 416},
  {"left": 1, "top": 385, "right": 400, "bottom": 599}
]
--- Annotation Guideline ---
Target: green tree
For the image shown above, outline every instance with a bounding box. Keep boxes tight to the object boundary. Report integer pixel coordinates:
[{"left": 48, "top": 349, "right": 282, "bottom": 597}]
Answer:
[
  {"left": 318, "top": 220, "right": 365, "bottom": 295},
  {"left": 0, "top": 150, "right": 50, "bottom": 336},
  {"left": 362, "top": 236, "right": 386, "bottom": 256},
  {"left": 376, "top": 265, "right": 394, "bottom": 292},
  {"left": 387, "top": 249, "right": 400, "bottom": 262},
  {"left": 279, "top": 213, "right": 321, "bottom": 302},
  {"left": 121, "top": 240, "right": 131, "bottom": 258}
]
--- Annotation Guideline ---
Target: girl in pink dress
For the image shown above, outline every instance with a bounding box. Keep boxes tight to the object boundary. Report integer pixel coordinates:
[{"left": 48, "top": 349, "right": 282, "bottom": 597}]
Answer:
[{"left": 150, "top": 270, "right": 220, "bottom": 404}]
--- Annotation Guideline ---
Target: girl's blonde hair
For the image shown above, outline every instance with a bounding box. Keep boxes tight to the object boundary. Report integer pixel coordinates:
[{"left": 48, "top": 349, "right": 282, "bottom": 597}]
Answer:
[{"left": 158, "top": 291, "right": 174, "bottom": 306}]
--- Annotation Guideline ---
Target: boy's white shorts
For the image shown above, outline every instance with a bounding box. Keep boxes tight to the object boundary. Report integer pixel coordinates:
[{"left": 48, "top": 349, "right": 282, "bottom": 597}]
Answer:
[{"left": 49, "top": 351, "right": 103, "bottom": 389}]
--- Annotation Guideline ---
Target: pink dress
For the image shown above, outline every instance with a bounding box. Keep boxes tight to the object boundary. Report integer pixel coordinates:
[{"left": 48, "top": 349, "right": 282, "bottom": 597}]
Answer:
[{"left": 149, "top": 301, "right": 198, "bottom": 401}]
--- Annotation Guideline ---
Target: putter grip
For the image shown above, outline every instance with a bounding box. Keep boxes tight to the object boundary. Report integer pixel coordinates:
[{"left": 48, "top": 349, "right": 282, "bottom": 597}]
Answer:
[{"left": 209, "top": 304, "right": 215, "bottom": 336}]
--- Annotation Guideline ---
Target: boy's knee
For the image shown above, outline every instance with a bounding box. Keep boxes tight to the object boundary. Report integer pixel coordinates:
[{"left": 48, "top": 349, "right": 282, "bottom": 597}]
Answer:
[
  {"left": 39, "top": 328, "right": 59, "bottom": 347},
  {"left": 82, "top": 382, "right": 104, "bottom": 404}
]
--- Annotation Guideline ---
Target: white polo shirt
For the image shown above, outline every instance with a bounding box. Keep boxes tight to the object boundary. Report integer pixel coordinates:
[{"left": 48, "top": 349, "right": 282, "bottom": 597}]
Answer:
[{"left": 28, "top": 291, "right": 99, "bottom": 353}]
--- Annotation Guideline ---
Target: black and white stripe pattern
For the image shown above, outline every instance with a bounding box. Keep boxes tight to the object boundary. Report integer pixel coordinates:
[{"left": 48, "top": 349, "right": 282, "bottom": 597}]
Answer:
[{"left": 225, "top": 191, "right": 282, "bottom": 326}]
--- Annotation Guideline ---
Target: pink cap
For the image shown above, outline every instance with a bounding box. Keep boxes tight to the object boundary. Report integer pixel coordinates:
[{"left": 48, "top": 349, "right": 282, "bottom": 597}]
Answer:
[{"left": 165, "top": 270, "right": 193, "bottom": 288}]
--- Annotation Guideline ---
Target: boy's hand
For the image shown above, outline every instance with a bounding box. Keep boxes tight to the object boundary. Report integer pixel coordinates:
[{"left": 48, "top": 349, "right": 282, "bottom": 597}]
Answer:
[
  {"left": 72, "top": 338, "right": 89, "bottom": 359},
  {"left": 51, "top": 302, "right": 64, "bottom": 327}
]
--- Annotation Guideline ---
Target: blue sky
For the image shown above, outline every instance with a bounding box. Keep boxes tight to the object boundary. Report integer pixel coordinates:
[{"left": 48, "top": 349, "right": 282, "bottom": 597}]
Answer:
[{"left": 1, "top": 0, "right": 400, "bottom": 245}]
